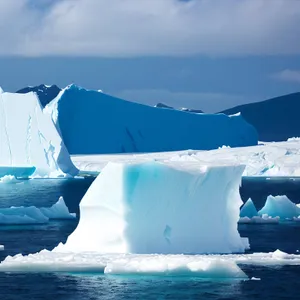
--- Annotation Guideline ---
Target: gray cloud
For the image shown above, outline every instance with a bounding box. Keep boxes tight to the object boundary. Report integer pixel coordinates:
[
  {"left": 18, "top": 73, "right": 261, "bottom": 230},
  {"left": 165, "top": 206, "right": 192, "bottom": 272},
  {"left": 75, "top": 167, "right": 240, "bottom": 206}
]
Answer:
[{"left": 1, "top": 0, "right": 300, "bottom": 57}]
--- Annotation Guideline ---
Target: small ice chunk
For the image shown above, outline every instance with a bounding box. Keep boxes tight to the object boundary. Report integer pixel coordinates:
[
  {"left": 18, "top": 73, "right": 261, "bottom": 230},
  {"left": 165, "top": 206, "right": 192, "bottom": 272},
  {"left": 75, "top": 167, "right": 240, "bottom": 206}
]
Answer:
[
  {"left": 240, "top": 199, "right": 258, "bottom": 218},
  {"left": 0, "top": 196, "right": 75, "bottom": 225},
  {"left": 0, "top": 175, "right": 19, "bottom": 184},
  {"left": 0, "top": 245, "right": 4, "bottom": 251}
]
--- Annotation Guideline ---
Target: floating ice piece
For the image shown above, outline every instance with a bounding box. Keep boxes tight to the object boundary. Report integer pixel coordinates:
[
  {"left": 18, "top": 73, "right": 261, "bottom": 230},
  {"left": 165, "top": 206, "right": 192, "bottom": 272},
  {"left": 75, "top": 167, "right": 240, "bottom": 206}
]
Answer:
[
  {"left": 0, "top": 175, "right": 20, "bottom": 184},
  {"left": 40, "top": 197, "right": 76, "bottom": 219},
  {"left": 0, "top": 245, "right": 4, "bottom": 251},
  {"left": 240, "top": 199, "right": 258, "bottom": 218},
  {"left": 0, "top": 197, "right": 75, "bottom": 225},
  {"left": 1, "top": 249, "right": 300, "bottom": 277},
  {"left": 58, "top": 161, "right": 247, "bottom": 254},
  {"left": 239, "top": 215, "right": 280, "bottom": 224},
  {"left": 258, "top": 195, "right": 300, "bottom": 219},
  {"left": 0, "top": 90, "right": 78, "bottom": 177},
  {"left": 0, "top": 167, "right": 36, "bottom": 179}
]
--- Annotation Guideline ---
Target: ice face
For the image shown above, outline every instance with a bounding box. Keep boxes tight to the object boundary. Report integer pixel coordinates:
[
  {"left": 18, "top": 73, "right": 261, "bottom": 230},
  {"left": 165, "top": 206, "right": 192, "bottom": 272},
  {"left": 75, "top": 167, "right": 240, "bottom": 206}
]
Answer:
[
  {"left": 0, "top": 197, "right": 75, "bottom": 225},
  {"left": 0, "top": 91, "right": 78, "bottom": 177},
  {"left": 46, "top": 84, "right": 257, "bottom": 155},
  {"left": 258, "top": 195, "right": 300, "bottom": 219},
  {"left": 57, "top": 161, "right": 246, "bottom": 255}
]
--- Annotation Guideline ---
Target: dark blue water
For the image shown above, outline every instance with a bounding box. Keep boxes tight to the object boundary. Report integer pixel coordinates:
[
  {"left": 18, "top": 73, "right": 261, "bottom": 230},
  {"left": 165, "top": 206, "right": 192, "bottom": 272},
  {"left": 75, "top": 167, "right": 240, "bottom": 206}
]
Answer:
[{"left": 0, "top": 178, "right": 299, "bottom": 299}]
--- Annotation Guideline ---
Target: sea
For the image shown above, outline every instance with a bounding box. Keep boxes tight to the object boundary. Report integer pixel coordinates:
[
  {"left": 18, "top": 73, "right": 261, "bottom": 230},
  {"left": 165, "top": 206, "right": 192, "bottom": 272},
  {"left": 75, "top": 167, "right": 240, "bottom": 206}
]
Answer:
[{"left": 0, "top": 177, "right": 300, "bottom": 300}]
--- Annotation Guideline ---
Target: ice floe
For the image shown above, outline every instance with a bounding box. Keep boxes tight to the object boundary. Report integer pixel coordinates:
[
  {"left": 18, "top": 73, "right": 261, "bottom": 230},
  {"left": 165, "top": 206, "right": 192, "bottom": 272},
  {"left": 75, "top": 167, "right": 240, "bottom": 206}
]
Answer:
[{"left": 0, "top": 197, "right": 75, "bottom": 225}]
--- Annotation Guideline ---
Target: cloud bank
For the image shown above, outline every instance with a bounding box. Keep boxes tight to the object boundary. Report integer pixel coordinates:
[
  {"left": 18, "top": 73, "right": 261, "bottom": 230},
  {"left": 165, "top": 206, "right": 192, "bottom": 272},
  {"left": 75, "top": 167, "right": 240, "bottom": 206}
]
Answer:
[{"left": 0, "top": 0, "right": 300, "bottom": 57}]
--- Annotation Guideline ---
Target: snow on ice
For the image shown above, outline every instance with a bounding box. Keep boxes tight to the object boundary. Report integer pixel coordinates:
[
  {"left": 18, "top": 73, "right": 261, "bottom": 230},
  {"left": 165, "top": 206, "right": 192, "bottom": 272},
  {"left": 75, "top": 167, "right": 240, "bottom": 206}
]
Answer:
[{"left": 71, "top": 139, "right": 300, "bottom": 177}]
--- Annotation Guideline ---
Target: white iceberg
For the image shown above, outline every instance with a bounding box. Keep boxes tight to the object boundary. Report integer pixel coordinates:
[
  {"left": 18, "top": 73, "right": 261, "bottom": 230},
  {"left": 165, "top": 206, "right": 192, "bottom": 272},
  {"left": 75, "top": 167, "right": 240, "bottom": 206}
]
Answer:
[
  {"left": 0, "top": 245, "right": 4, "bottom": 251},
  {"left": 0, "top": 90, "right": 78, "bottom": 177},
  {"left": 57, "top": 160, "right": 247, "bottom": 254},
  {"left": 0, "top": 197, "right": 75, "bottom": 225},
  {"left": 70, "top": 138, "right": 300, "bottom": 177}
]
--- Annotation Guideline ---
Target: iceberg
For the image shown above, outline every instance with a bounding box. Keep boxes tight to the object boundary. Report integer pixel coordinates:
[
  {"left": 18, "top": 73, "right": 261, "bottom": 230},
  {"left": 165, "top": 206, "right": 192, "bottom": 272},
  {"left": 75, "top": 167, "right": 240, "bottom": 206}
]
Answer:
[
  {"left": 0, "top": 89, "right": 78, "bottom": 177},
  {"left": 258, "top": 195, "right": 300, "bottom": 219},
  {"left": 0, "top": 197, "right": 75, "bottom": 225},
  {"left": 70, "top": 138, "right": 300, "bottom": 177},
  {"left": 0, "top": 245, "right": 4, "bottom": 251},
  {"left": 58, "top": 161, "right": 246, "bottom": 254},
  {"left": 240, "top": 199, "right": 258, "bottom": 218},
  {"left": 45, "top": 85, "right": 257, "bottom": 155}
]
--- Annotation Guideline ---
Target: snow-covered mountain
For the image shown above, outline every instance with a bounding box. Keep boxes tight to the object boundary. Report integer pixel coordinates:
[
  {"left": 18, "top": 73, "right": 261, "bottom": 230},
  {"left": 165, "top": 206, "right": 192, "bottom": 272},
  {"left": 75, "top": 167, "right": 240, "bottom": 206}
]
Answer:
[
  {"left": 155, "top": 102, "right": 204, "bottom": 113},
  {"left": 45, "top": 84, "right": 258, "bottom": 155},
  {"left": 221, "top": 92, "right": 300, "bottom": 142},
  {"left": 16, "top": 84, "right": 61, "bottom": 107}
]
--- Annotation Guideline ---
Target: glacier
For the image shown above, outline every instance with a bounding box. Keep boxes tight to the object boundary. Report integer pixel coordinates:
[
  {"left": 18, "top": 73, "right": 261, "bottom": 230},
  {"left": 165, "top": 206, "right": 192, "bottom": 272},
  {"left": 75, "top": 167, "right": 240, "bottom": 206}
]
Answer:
[
  {"left": 0, "top": 89, "right": 78, "bottom": 177},
  {"left": 56, "top": 161, "right": 247, "bottom": 254},
  {"left": 45, "top": 84, "right": 257, "bottom": 155},
  {"left": 0, "top": 197, "right": 75, "bottom": 225}
]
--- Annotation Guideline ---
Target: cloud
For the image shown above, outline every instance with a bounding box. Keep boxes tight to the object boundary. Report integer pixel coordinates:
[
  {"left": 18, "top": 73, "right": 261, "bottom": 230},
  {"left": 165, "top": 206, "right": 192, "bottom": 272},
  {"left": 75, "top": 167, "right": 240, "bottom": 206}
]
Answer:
[
  {"left": 272, "top": 69, "right": 300, "bottom": 84},
  {"left": 114, "top": 89, "right": 258, "bottom": 112},
  {"left": 1, "top": 0, "right": 300, "bottom": 57}
]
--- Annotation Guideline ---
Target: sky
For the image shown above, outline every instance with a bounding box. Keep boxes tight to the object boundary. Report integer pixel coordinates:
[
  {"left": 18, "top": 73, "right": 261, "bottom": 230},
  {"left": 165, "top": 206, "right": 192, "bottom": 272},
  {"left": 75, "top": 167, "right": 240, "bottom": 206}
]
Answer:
[{"left": 0, "top": 0, "right": 299, "bottom": 112}]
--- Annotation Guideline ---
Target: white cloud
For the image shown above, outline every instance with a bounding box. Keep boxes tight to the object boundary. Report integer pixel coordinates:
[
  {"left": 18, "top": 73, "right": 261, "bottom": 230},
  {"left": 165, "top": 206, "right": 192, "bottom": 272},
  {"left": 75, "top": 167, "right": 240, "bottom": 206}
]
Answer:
[
  {"left": 273, "top": 69, "right": 300, "bottom": 83},
  {"left": 0, "top": 0, "right": 300, "bottom": 56}
]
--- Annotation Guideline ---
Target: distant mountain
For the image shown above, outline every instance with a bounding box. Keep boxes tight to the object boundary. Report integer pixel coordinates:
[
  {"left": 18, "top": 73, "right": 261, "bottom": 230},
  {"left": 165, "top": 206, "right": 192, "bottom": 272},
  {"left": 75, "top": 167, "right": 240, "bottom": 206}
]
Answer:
[
  {"left": 221, "top": 92, "right": 300, "bottom": 142},
  {"left": 155, "top": 102, "right": 203, "bottom": 114},
  {"left": 16, "top": 84, "right": 61, "bottom": 107}
]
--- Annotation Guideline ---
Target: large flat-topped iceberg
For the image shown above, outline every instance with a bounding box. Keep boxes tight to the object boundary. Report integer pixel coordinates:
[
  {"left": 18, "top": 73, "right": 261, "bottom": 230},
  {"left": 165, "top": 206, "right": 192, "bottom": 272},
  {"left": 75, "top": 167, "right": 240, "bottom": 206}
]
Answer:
[
  {"left": 0, "top": 90, "right": 78, "bottom": 177},
  {"left": 46, "top": 85, "right": 257, "bottom": 155},
  {"left": 71, "top": 139, "right": 300, "bottom": 177},
  {"left": 58, "top": 161, "right": 247, "bottom": 254}
]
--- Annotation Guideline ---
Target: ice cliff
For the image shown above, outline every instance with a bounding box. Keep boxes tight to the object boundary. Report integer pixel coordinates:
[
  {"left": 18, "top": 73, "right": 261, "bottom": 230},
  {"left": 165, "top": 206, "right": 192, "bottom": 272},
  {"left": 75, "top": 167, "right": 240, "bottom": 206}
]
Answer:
[
  {"left": 0, "top": 89, "right": 78, "bottom": 177},
  {"left": 58, "top": 161, "right": 247, "bottom": 254}
]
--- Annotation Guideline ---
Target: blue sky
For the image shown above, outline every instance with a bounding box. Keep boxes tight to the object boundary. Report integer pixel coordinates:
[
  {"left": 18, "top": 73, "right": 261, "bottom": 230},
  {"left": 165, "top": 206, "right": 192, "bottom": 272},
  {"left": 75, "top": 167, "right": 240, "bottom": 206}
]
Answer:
[{"left": 0, "top": 0, "right": 299, "bottom": 112}]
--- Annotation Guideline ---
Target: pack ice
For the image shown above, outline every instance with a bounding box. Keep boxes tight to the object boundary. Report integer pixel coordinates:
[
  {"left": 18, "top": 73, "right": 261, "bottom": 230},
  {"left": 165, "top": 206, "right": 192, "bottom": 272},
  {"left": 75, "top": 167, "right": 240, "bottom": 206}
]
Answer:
[
  {"left": 45, "top": 84, "right": 257, "bottom": 155},
  {"left": 0, "top": 89, "right": 78, "bottom": 177},
  {"left": 58, "top": 161, "right": 247, "bottom": 254}
]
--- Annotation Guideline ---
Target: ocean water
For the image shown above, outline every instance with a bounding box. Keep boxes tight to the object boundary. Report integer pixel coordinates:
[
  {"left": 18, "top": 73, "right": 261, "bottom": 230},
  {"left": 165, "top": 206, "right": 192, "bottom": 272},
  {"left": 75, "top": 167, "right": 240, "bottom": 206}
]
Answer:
[{"left": 0, "top": 178, "right": 300, "bottom": 299}]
